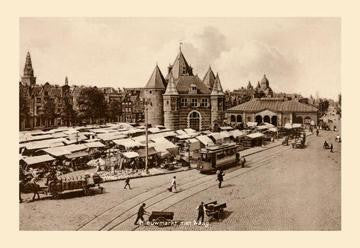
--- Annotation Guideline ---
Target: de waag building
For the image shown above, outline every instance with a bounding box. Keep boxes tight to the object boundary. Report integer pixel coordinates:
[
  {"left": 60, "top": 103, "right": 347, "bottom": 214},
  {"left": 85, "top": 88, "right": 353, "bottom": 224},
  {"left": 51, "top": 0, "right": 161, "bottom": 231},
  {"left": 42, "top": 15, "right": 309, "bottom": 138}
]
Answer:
[{"left": 143, "top": 47, "right": 225, "bottom": 131}]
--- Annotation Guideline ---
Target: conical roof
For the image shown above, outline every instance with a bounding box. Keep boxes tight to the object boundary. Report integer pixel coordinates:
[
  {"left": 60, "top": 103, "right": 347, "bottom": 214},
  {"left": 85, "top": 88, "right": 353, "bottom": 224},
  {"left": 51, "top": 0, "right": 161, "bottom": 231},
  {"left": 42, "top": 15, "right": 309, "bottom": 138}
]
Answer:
[
  {"left": 65, "top": 76, "right": 69, "bottom": 85},
  {"left": 202, "top": 66, "right": 216, "bottom": 89},
  {"left": 24, "top": 51, "right": 34, "bottom": 77},
  {"left": 211, "top": 73, "right": 224, "bottom": 95},
  {"left": 164, "top": 72, "right": 178, "bottom": 95},
  {"left": 166, "top": 49, "right": 193, "bottom": 80},
  {"left": 145, "top": 65, "right": 166, "bottom": 89}
]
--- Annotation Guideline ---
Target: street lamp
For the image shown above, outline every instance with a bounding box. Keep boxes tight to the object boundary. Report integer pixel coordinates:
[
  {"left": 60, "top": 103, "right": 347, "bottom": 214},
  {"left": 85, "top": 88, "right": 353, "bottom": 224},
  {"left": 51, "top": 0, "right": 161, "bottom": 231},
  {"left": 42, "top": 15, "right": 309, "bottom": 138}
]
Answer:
[{"left": 144, "top": 98, "right": 152, "bottom": 174}]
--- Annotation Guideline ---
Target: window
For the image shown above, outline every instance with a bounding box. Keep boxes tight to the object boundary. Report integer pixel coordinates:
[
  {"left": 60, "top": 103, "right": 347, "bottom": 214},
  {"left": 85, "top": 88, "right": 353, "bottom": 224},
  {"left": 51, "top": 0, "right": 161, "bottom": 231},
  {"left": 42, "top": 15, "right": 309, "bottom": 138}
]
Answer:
[
  {"left": 230, "top": 115, "right": 236, "bottom": 122},
  {"left": 36, "top": 97, "right": 41, "bottom": 103},
  {"left": 200, "top": 98, "right": 208, "bottom": 107},
  {"left": 180, "top": 98, "right": 187, "bottom": 107},
  {"left": 166, "top": 100, "right": 169, "bottom": 105},
  {"left": 191, "top": 98, "right": 198, "bottom": 107}
]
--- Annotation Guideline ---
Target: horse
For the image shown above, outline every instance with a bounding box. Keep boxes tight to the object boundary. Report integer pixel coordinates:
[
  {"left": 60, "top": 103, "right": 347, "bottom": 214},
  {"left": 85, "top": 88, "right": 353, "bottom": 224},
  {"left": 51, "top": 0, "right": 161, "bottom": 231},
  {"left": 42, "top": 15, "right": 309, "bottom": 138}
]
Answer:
[{"left": 20, "top": 178, "right": 42, "bottom": 201}]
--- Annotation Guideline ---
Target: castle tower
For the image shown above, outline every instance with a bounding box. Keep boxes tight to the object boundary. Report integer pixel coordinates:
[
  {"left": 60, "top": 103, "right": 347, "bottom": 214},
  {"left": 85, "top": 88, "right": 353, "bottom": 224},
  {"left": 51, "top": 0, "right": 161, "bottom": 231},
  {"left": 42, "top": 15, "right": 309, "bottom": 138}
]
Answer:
[
  {"left": 21, "top": 51, "right": 36, "bottom": 86},
  {"left": 163, "top": 72, "right": 179, "bottom": 130},
  {"left": 210, "top": 73, "right": 225, "bottom": 128},
  {"left": 165, "top": 45, "right": 194, "bottom": 81},
  {"left": 143, "top": 64, "right": 166, "bottom": 126},
  {"left": 202, "top": 66, "right": 216, "bottom": 91},
  {"left": 260, "top": 74, "right": 269, "bottom": 90}
]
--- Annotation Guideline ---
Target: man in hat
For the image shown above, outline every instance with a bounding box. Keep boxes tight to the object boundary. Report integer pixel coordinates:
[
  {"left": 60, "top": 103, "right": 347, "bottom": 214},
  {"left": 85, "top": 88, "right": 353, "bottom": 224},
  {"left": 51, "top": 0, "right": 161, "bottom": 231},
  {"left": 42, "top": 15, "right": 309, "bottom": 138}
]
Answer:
[
  {"left": 330, "top": 143, "right": 334, "bottom": 153},
  {"left": 196, "top": 202, "right": 206, "bottom": 225},
  {"left": 134, "top": 203, "right": 149, "bottom": 225},
  {"left": 217, "top": 169, "right": 225, "bottom": 188}
]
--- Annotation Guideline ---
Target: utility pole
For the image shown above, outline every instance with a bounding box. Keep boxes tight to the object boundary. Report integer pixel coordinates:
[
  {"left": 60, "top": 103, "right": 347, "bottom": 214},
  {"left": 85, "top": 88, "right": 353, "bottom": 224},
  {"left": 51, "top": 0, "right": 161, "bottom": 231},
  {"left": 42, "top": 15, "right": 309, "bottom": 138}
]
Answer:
[{"left": 144, "top": 98, "right": 152, "bottom": 174}]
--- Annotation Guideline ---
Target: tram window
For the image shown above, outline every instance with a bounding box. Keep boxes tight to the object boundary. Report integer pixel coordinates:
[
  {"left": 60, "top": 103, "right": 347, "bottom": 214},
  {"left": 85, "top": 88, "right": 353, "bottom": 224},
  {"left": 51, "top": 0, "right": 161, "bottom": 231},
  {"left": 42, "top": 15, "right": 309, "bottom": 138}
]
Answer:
[{"left": 217, "top": 152, "right": 225, "bottom": 159}]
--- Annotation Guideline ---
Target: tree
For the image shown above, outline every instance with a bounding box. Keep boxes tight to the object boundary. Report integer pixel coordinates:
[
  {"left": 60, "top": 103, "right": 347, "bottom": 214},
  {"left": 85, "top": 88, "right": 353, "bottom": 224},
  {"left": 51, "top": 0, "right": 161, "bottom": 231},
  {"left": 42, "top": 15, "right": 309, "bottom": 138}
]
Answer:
[
  {"left": 318, "top": 99, "right": 329, "bottom": 117},
  {"left": 106, "top": 100, "right": 122, "bottom": 122},
  {"left": 77, "top": 87, "right": 107, "bottom": 124}
]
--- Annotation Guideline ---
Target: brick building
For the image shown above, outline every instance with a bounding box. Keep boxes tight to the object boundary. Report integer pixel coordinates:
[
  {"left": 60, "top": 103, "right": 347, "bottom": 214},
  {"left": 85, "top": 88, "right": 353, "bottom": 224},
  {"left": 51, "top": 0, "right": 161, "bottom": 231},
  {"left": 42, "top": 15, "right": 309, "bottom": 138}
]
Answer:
[{"left": 143, "top": 47, "right": 225, "bottom": 131}]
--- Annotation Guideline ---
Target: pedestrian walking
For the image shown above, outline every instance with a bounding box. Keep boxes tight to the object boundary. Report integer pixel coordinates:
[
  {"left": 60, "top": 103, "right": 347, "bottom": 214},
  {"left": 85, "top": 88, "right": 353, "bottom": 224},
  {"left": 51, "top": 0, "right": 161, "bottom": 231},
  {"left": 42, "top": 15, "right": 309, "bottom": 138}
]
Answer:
[
  {"left": 196, "top": 202, "right": 206, "bottom": 224},
  {"left": 124, "top": 177, "right": 131, "bottom": 189},
  {"left": 330, "top": 143, "right": 334, "bottom": 153},
  {"left": 316, "top": 129, "right": 319, "bottom": 136},
  {"left": 217, "top": 169, "right": 225, "bottom": 188},
  {"left": 168, "top": 176, "right": 177, "bottom": 192},
  {"left": 134, "top": 203, "right": 149, "bottom": 225}
]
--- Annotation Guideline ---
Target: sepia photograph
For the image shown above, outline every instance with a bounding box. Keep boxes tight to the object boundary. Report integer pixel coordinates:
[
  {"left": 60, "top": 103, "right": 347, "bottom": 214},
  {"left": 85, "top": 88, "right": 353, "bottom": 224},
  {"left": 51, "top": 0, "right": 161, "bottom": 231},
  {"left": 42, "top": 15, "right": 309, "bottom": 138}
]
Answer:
[{"left": 18, "top": 17, "right": 341, "bottom": 231}]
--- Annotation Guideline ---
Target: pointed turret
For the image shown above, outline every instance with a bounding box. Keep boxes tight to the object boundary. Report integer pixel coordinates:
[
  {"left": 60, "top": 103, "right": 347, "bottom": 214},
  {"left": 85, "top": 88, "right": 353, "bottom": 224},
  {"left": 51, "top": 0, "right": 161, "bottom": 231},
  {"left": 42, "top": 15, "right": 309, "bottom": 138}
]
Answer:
[
  {"left": 211, "top": 73, "right": 224, "bottom": 95},
  {"left": 260, "top": 74, "right": 269, "bottom": 89},
  {"left": 202, "top": 66, "right": 216, "bottom": 90},
  {"left": 65, "top": 76, "right": 69, "bottom": 85},
  {"left": 24, "top": 52, "right": 34, "bottom": 77},
  {"left": 256, "top": 81, "right": 261, "bottom": 89},
  {"left": 145, "top": 65, "right": 166, "bottom": 89},
  {"left": 21, "top": 51, "right": 36, "bottom": 86},
  {"left": 164, "top": 72, "right": 178, "bottom": 95},
  {"left": 165, "top": 47, "right": 193, "bottom": 80},
  {"left": 247, "top": 81, "right": 253, "bottom": 90}
]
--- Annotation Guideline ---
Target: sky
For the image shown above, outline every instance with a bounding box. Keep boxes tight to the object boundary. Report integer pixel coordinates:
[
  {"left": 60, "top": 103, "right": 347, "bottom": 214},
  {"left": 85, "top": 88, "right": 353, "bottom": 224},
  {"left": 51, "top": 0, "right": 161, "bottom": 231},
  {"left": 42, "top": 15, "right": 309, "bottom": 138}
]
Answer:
[{"left": 20, "top": 18, "right": 341, "bottom": 99}]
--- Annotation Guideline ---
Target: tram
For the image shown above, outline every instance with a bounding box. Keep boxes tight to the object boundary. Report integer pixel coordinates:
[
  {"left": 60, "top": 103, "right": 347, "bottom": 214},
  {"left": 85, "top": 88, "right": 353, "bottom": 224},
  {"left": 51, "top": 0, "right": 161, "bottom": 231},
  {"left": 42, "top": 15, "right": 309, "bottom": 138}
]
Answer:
[{"left": 197, "top": 142, "right": 242, "bottom": 174}]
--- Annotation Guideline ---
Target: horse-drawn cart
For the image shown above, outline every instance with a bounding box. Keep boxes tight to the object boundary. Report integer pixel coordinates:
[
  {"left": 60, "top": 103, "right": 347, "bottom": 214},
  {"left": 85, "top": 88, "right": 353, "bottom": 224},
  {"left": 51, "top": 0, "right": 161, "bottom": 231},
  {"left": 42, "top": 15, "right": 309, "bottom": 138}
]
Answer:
[
  {"left": 204, "top": 201, "right": 227, "bottom": 221},
  {"left": 44, "top": 174, "right": 104, "bottom": 198}
]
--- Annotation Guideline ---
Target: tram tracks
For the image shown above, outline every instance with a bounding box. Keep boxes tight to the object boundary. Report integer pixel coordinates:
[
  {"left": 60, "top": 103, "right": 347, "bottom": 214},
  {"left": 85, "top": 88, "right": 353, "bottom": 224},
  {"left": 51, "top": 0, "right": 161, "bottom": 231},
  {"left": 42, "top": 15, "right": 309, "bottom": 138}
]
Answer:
[{"left": 78, "top": 133, "right": 324, "bottom": 231}]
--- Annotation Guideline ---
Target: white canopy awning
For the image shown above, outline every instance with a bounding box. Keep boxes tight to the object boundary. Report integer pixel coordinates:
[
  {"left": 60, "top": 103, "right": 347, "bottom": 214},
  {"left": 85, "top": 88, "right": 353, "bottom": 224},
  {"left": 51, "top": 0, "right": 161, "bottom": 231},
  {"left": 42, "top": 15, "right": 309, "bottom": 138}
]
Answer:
[
  {"left": 219, "top": 131, "right": 231, "bottom": 139},
  {"left": 22, "top": 154, "right": 55, "bottom": 165},
  {"left": 229, "top": 129, "right": 245, "bottom": 138},
  {"left": 247, "top": 132, "right": 265, "bottom": 139},
  {"left": 113, "top": 138, "right": 143, "bottom": 148},
  {"left": 247, "top": 122, "right": 258, "bottom": 127},
  {"left": 208, "top": 132, "right": 223, "bottom": 141},
  {"left": 196, "top": 135, "right": 215, "bottom": 146},
  {"left": 122, "top": 151, "right": 139, "bottom": 159},
  {"left": 43, "top": 147, "right": 71, "bottom": 157},
  {"left": 84, "top": 141, "right": 105, "bottom": 148},
  {"left": 184, "top": 128, "right": 196, "bottom": 134}
]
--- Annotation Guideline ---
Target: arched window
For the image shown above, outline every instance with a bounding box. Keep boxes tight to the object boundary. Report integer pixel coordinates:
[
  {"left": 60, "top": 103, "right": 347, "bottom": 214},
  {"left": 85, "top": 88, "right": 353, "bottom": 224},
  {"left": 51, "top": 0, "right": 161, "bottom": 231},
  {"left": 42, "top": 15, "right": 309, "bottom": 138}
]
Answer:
[
  {"left": 237, "top": 115, "right": 242, "bottom": 123},
  {"left": 255, "top": 115, "right": 262, "bottom": 124},
  {"left": 263, "top": 115, "right": 270, "bottom": 123},
  {"left": 231, "top": 115, "right": 236, "bottom": 122}
]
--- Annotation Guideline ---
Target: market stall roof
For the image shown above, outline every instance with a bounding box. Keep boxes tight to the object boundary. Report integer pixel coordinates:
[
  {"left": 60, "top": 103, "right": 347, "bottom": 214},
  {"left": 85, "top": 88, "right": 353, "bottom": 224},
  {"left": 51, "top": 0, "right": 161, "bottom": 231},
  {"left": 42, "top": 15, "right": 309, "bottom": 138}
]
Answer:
[
  {"left": 246, "top": 132, "right": 265, "bottom": 139},
  {"left": 175, "top": 130, "right": 187, "bottom": 135},
  {"left": 64, "top": 151, "right": 89, "bottom": 159},
  {"left": 148, "top": 127, "right": 161, "bottom": 133},
  {"left": 247, "top": 122, "right": 258, "bottom": 127},
  {"left": 137, "top": 147, "right": 159, "bottom": 157},
  {"left": 25, "top": 138, "right": 66, "bottom": 150},
  {"left": 220, "top": 126, "right": 233, "bottom": 131},
  {"left": 184, "top": 128, "right": 196, "bottom": 134},
  {"left": 284, "top": 123, "right": 293, "bottom": 129},
  {"left": 229, "top": 129, "right": 245, "bottom": 138},
  {"left": 257, "top": 125, "right": 268, "bottom": 130},
  {"left": 196, "top": 135, "right": 215, "bottom": 146},
  {"left": 113, "top": 138, "right": 143, "bottom": 148},
  {"left": 65, "top": 144, "right": 88, "bottom": 153},
  {"left": 268, "top": 127, "right": 278, "bottom": 132},
  {"left": 219, "top": 131, "right": 231, "bottom": 139},
  {"left": 157, "top": 131, "right": 177, "bottom": 138},
  {"left": 176, "top": 134, "right": 191, "bottom": 140},
  {"left": 208, "top": 132, "right": 223, "bottom": 141},
  {"left": 264, "top": 123, "right": 275, "bottom": 128},
  {"left": 43, "top": 146, "right": 71, "bottom": 157},
  {"left": 122, "top": 151, "right": 139, "bottom": 159},
  {"left": 151, "top": 137, "right": 179, "bottom": 152},
  {"left": 84, "top": 138, "right": 101, "bottom": 143},
  {"left": 22, "top": 154, "right": 55, "bottom": 165},
  {"left": 20, "top": 134, "right": 54, "bottom": 143},
  {"left": 292, "top": 123, "right": 302, "bottom": 128},
  {"left": 84, "top": 141, "right": 105, "bottom": 148},
  {"left": 50, "top": 132, "right": 68, "bottom": 138},
  {"left": 97, "top": 132, "right": 127, "bottom": 141}
]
